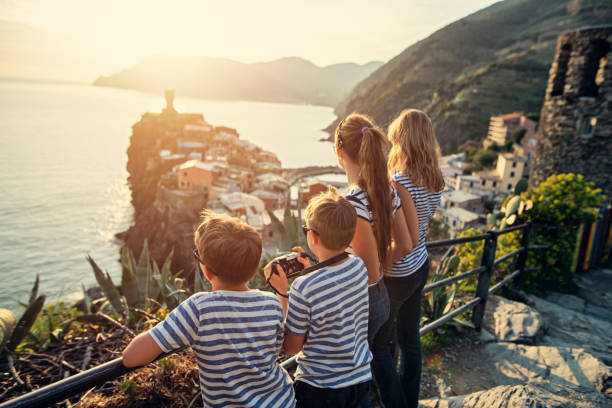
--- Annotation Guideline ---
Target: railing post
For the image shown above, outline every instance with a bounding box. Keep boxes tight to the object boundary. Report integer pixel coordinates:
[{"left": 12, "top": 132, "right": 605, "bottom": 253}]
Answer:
[
  {"left": 515, "top": 222, "right": 532, "bottom": 289},
  {"left": 472, "top": 231, "right": 497, "bottom": 331}
]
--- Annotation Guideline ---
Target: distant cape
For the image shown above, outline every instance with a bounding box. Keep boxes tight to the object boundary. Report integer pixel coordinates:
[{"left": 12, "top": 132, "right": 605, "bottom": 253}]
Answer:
[{"left": 94, "top": 55, "right": 383, "bottom": 107}]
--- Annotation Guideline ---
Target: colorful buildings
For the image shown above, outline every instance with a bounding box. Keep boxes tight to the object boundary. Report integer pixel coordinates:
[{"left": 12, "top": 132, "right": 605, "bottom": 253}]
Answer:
[
  {"left": 176, "top": 160, "right": 215, "bottom": 191},
  {"left": 483, "top": 113, "right": 537, "bottom": 149}
]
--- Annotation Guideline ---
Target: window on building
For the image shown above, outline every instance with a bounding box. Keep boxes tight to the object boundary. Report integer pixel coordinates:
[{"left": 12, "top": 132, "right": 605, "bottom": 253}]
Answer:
[
  {"left": 551, "top": 42, "right": 571, "bottom": 97},
  {"left": 493, "top": 181, "right": 497, "bottom": 188},
  {"left": 579, "top": 39, "right": 609, "bottom": 97},
  {"left": 470, "top": 181, "right": 474, "bottom": 188},
  {"left": 510, "top": 172, "right": 515, "bottom": 178},
  {"left": 481, "top": 180, "right": 486, "bottom": 186},
  {"left": 508, "top": 184, "right": 512, "bottom": 190},
  {"left": 450, "top": 202, "right": 455, "bottom": 207},
  {"left": 452, "top": 220, "right": 457, "bottom": 227},
  {"left": 578, "top": 116, "right": 597, "bottom": 139},
  {"left": 512, "top": 162, "right": 516, "bottom": 168}
]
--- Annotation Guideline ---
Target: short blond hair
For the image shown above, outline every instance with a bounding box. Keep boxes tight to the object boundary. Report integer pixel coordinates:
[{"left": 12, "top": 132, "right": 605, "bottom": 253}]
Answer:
[
  {"left": 194, "top": 210, "right": 262, "bottom": 285},
  {"left": 305, "top": 187, "right": 356, "bottom": 251}
]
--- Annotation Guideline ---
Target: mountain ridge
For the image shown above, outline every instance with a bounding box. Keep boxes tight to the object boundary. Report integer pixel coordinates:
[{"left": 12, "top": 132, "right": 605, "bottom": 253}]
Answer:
[{"left": 94, "top": 55, "right": 384, "bottom": 107}]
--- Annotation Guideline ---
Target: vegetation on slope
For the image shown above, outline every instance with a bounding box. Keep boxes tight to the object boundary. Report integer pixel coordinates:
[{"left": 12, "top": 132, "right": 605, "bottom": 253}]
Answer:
[{"left": 330, "top": 0, "right": 612, "bottom": 153}]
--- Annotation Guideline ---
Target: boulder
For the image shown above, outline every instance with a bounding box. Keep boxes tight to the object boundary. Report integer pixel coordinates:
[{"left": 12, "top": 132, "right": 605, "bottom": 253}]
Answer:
[
  {"left": 482, "top": 296, "right": 546, "bottom": 344},
  {"left": 419, "top": 382, "right": 611, "bottom": 408},
  {"left": 484, "top": 343, "right": 611, "bottom": 393},
  {"left": 528, "top": 295, "right": 612, "bottom": 364},
  {"left": 575, "top": 268, "right": 612, "bottom": 322}
]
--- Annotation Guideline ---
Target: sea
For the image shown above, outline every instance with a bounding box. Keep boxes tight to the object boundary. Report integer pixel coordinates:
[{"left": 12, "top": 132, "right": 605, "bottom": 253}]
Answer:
[{"left": 0, "top": 78, "right": 338, "bottom": 312}]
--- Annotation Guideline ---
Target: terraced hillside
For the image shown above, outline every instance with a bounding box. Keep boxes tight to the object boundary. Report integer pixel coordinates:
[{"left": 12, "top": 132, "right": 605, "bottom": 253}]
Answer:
[{"left": 329, "top": 0, "right": 612, "bottom": 153}]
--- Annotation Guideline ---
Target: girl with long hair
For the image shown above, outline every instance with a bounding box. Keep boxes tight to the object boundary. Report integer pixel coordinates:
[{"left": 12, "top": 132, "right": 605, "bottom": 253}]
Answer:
[
  {"left": 333, "top": 113, "right": 414, "bottom": 408},
  {"left": 379, "top": 109, "right": 444, "bottom": 407}
]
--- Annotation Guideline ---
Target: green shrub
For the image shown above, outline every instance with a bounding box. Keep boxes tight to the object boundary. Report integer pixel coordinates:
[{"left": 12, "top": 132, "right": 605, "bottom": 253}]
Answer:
[
  {"left": 456, "top": 227, "right": 521, "bottom": 292},
  {"left": 520, "top": 173, "right": 603, "bottom": 293}
]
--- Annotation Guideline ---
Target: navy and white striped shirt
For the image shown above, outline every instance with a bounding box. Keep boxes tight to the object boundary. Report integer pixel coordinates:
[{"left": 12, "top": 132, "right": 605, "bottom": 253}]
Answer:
[
  {"left": 345, "top": 187, "right": 402, "bottom": 223},
  {"left": 150, "top": 290, "right": 295, "bottom": 408},
  {"left": 285, "top": 255, "right": 372, "bottom": 388},
  {"left": 389, "top": 170, "right": 442, "bottom": 277}
]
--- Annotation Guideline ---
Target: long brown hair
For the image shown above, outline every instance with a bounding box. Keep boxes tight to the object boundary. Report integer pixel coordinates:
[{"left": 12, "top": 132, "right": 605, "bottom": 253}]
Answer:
[
  {"left": 388, "top": 109, "right": 444, "bottom": 192},
  {"left": 335, "top": 113, "right": 392, "bottom": 266}
]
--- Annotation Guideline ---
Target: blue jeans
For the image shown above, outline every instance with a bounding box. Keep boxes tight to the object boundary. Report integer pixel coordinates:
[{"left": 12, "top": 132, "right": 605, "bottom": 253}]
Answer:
[
  {"left": 373, "top": 259, "right": 430, "bottom": 408},
  {"left": 358, "top": 277, "right": 390, "bottom": 408},
  {"left": 367, "top": 277, "right": 390, "bottom": 345}
]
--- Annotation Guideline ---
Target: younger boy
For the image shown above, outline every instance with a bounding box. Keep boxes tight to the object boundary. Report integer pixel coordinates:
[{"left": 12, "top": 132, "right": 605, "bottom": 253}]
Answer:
[
  {"left": 265, "top": 188, "right": 372, "bottom": 408},
  {"left": 123, "top": 211, "right": 295, "bottom": 408}
]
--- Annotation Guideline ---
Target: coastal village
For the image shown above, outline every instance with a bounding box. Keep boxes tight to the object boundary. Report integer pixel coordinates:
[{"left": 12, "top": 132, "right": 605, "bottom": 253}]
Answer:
[
  {"left": 149, "top": 90, "right": 540, "bottom": 245},
  {"left": 138, "top": 91, "right": 336, "bottom": 254}
]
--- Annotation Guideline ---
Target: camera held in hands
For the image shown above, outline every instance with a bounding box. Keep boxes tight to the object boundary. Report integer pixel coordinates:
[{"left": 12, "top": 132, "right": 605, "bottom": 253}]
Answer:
[{"left": 270, "top": 252, "right": 313, "bottom": 278}]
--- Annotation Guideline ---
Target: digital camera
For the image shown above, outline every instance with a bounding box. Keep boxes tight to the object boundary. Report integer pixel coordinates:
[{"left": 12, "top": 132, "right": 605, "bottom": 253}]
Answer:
[{"left": 270, "top": 252, "right": 310, "bottom": 277}]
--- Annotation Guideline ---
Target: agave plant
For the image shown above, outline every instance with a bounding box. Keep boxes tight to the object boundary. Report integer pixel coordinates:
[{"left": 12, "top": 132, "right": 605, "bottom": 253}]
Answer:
[
  {"left": 0, "top": 274, "right": 46, "bottom": 357},
  {"left": 87, "top": 242, "right": 189, "bottom": 318},
  {"left": 422, "top": 252, "right": 473, "bottom": 332},
  {"left": 266, "top": 203, "right": 309, "bottom": 256}
]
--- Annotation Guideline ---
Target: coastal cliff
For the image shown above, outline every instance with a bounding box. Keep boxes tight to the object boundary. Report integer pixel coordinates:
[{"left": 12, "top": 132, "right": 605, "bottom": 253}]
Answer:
[
  {"left": 118, "top": 94, "right": 206, "bottom": 279},
  {"left": 118, "top": 91, "right": 286, "bottom": 280}
]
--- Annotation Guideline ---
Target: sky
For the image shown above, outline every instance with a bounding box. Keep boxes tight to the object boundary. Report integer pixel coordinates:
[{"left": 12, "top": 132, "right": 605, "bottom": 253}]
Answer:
[{"left": 0, "top": 0, "right": 500, "bottom": 82}]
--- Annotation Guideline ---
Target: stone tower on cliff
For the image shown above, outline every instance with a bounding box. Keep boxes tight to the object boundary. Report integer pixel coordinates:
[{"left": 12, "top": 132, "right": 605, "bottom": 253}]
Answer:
[{"left": 530, "top": 26, "right": 611, "bottom": 200}]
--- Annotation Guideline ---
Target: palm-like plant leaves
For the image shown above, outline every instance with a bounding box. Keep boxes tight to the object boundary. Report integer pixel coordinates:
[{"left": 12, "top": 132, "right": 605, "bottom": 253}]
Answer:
[
  {"left": 87, "top": 255, "right": 123, "bottom": 316},
  {"left": 28, "top": 274, "right": 40, "bottom": 306},
  {"left": 134, "top": 241, "right": 151, "bottom": 308},
  {"left": 120, "top": 246, "right": 139, "bottom": 308},
  {"left": 6, "top": 295, "right": 45, "bottom": 352}
]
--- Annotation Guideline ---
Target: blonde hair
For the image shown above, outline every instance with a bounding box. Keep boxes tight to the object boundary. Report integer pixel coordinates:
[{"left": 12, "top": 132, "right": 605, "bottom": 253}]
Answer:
[
  {"left": 334, "top": 113, "right": 393, "bottom": 266},
  {"left": 388, "top": 109, "right": 444, "bottom": 192},
  {"left": 194, "top": 210, "right": 262, "bottom": 285},
  {"left": 305, "top": 187, "right": 356, "bottom": 251}
]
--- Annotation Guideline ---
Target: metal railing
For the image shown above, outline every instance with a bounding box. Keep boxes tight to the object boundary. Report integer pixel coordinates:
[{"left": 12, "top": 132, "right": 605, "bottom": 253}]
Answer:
[{"left": 0, "top": 222, "right": 543, "bottom": 408}]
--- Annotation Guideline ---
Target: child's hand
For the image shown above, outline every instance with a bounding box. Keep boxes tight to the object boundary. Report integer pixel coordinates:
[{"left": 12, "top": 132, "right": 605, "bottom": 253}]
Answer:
[
  {"left": 292, "top": 247, "right": 311, "bottom": 268},
  {"left": 264, "top": 262, "right": 288, "bottom": 296}
]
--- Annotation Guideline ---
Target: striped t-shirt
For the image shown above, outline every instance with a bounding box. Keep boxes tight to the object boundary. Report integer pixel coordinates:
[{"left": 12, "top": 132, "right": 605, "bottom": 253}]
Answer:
[
  {"left": 345, "top": 187, "right": 402, "bottom": 223},
  {"left": 389, "top": 170, "right": 442, "bottom": 277},
  {"left": 285, "top": 255, "right": 372, "bottom": 388},
  {"left": 150, "top": 290, "right": 295, "bottom": 408}
]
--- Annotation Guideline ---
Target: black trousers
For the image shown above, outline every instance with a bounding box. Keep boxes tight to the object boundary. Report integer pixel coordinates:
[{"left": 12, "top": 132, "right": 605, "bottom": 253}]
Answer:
[{"left": 294, "top": 380, "right": 369, "bottom": 408}]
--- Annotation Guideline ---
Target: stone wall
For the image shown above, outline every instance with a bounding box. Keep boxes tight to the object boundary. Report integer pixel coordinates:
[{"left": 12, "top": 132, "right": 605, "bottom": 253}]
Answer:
[{"left": 530, "top": 26, "right": 612, "bottom": 202}]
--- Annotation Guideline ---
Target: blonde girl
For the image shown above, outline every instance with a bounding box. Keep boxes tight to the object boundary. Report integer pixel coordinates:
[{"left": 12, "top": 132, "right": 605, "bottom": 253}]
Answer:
[
  {"left": 380, "top": 109, "right": 444, "bottom": 408},
  {"left": 333, "top": 113, "right": 414, "bottom": 408}
]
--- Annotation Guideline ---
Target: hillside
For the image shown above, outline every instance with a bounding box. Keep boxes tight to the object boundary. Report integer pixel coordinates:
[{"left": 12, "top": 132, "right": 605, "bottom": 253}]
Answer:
[
  {"left": 329, "top": 0, "right": 612, "bottom": 153},
  {"left": 94, "top": 56, "right": 383, "bottom": 107}
]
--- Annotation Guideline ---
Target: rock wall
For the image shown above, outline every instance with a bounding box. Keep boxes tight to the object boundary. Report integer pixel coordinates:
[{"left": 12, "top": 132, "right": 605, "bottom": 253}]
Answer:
[
  {"left": 530, "top": 26, "right": 612, "bottom": 201},
  {"left": 119, "top": 106, "right": 206, "bottom": 280}
]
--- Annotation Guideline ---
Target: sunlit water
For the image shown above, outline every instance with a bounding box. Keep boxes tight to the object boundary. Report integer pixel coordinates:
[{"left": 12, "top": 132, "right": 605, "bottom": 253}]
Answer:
[{"left": 0, "top": 79, "right": 338, "bottom": 311}]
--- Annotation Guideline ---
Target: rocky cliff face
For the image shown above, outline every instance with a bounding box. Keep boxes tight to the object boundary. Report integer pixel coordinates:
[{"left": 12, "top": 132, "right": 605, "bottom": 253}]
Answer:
[{"left": 119, "top": 107, "right": 208, "bottom": 280}]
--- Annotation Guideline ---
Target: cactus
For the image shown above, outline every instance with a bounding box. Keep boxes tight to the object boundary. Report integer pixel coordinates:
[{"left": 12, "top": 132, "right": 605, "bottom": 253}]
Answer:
[{"left": 491, "top": 194, "right": 533, "bottom": 230}]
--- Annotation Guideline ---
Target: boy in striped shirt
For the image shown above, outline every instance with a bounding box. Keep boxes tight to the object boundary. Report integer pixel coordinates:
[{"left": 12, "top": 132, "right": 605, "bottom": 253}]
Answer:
[
  {"left": 122, "top": 211, "right": 295, "bottom": 408},
  {"left": 265, "top": 188, "right": 372, "bottom": 407}
]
